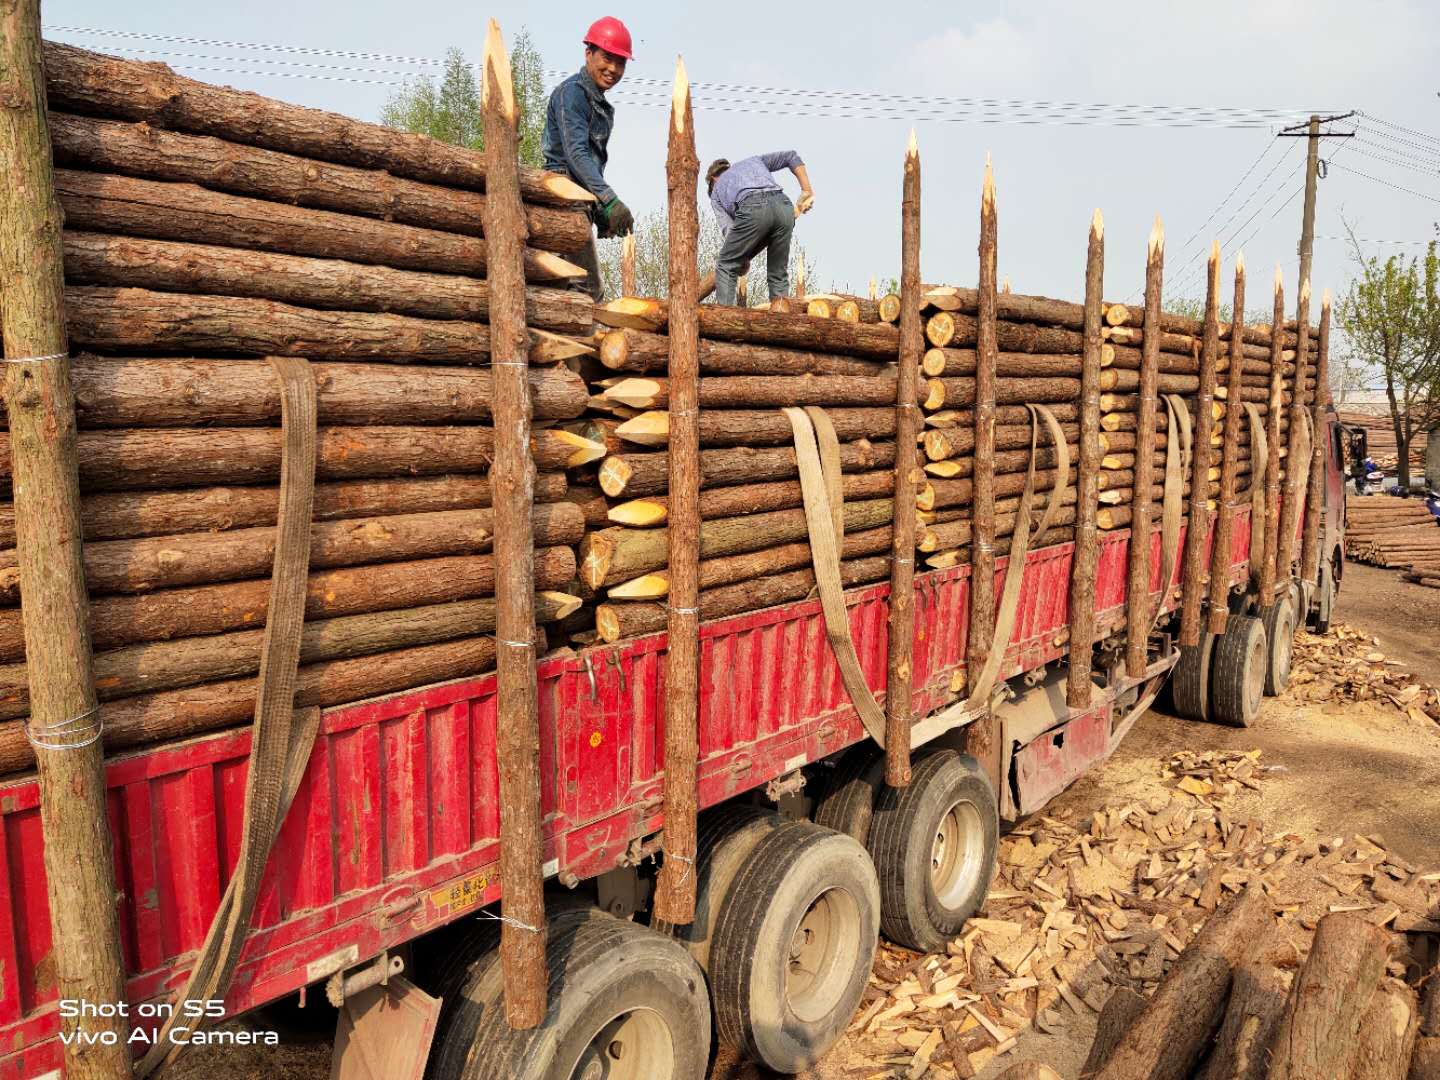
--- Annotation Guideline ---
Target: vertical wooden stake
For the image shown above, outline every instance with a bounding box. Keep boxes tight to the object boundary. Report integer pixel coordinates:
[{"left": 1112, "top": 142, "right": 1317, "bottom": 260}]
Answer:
[
  {"left": 1066, "top": 210, "right": 1104, "bottom": 708},
  {"left": 652, "top": 57, "right": 701, "bottom": 923},
  {"left": 620, "top": 231, "right": 636, "bottom": 296},
  {"left": 886, "top": 129, "right": 921, "bottom": 787},
  {"left": 1208, "top": 253, "right": 1248, "bottom": 635},
  {"left": 1276, "top": 279, "right": 1312, "bottom": 584},
  {"left": 1124, "top": 217, "right": 1165, "bottom": 678},
  {"left": 794, "top": 259, "right": 806, "bottom": 299},
  {"left": 0, "top": 4, "right": 130, "bottom": 1075},
  {"left": 482, "top": 20, "right": 547, "bottom": 1028},
  {"left": 1259, "top": 266, "right": 1285, "bottom": 610},
  {"left": 1301, "top": 291, "right": 1332, "bottom": 582},
  {"left": 869, "top": 276, "right": 878, "bottom": 301},
  {"left": 1179, "top": 242, "right": 1221, "bottom": 646},
  {"left": 967, "top": 158, "right": 998, "bottom": 717}
]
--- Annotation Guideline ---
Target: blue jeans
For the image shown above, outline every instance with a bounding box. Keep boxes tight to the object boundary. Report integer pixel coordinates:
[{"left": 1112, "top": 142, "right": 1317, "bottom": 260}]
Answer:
[{"left": 715, "top": 190, "right": 794, "bottom": 305}]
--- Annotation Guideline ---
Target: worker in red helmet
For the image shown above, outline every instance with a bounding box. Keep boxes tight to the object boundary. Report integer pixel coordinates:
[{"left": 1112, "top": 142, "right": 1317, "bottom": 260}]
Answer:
[{"left": 542, "top": 16, "right": 636, "bottom": 300}]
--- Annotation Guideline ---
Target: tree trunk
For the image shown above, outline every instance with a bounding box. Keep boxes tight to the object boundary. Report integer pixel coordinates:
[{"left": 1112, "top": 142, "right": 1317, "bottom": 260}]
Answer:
[
  {"left": 1067, "top": 212, "right": 1105, "bottom": 708},
  {"left": 0, "top": 425, "right": 600, "bottom": 492},
  {"left": 0, "top": 501, "right": 585, "bottom": 601},
  {"left": 922, "top": 348, "right": 1084, "bottom": 378},
  {"left": 1267, "top": 913, "right": 1391, "bottom": 1080},
  {"left": 924, "top": 309, "right": 1086, "bottom": 353},
  {"left": 1195, "top": 962, "right": 1288, "bottom": 1080},
  {"left": 614, "top": 406, "right": 896, "bottom": 448},
  {"left": 1344, "top": 977, "right": 1418, "bottom": 1080},
  {"left": 62, "top": 231, "right": 594, "bottom": 334},
  {"left": 1275, "top": 283, "right": 1313, "bottom": 587},
  {"left": 1209, "top": 259, "right": 1249, "bottom": 635},
  {"left": 607, "top": 470, "right": 894, "bottom": 526},
  {"left": 1301, "top": 295, "right": 1331, "bottom": 582},
  {"left": 41, "top": 42, "right": 591, "bottom": 204},
  {"left": 49, "top": 112, "right": 592, "bottom": 253},
  {"left": 924, "top": 422, "right": 1081, "bottom": 462},
  {"left": 1125, "top": 222, "right": 1165, "bottom": 677},
  {"left": 1179, "top": 251, "right": 1221, "bottom": 647},
  {"left": 0, "top": 6, "right": 131, "bottom": 1073},
  {"left": 1082, "top": 987, "right": 1148, "bottom": 1076},
  {"left": 923, "top": 376, "right": 1082, "bottom": 410},
  {"left": 595, "top": 297, "right": 901, "bottom": 359},
  {"left": 928, "top": 467, "right": 1077, "bottom": 512},
  {"left": 1259, "top": 276, "right": 1288, "bottom": 609},
  {"left": 0, "top": 473, "right": 566, "bottom": 546},
  {"left": 597, "top": 327, "right": 886, "bottom": 376},
  {"left": 598, "top": 439, "right": 896, "bottom": 498},
  {"left": 580, "top": 498, "right": 894, "bottom": 590},
  {"left": 604, "top": 373, "right": 907, "bottom": 409}
]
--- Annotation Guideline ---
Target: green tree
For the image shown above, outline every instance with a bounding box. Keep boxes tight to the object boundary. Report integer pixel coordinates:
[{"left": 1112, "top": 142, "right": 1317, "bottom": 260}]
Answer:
[
  {"left": 380, "top": 32, "right": 546, "bottom": 166},
  {"left": 1336, "top": 225, "right": 1440, "bottom": 490}
]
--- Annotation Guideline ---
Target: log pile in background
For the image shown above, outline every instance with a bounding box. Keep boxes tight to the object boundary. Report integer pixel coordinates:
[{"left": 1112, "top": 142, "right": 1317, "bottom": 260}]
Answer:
[
  {"left": 1343, "top": 496, "right": 1440, "bottom": 588},
  {"left": 0, "top": 43, "right": 604, "bottom": 775},
  {"left": 1336, "top": 408, "right": 1428, "bottom": 479}
]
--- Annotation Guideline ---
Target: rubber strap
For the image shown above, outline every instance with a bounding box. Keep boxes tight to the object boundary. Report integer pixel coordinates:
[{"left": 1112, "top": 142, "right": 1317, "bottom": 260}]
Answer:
[
  {"left": 1150, "top": 395, "right": 1192, "bottom": 632},
  {"left": 964, "top": 403, "right": 1069, "bottom": 709},
  {"left": 1243, "top": 403, "right": 1269, "bottom": 585},
  {"left": 138, "top": 357, "right": 319, "bottom": 1075},
  {"left": 784, "top": 407, "right": 889, "bottom": 748}
]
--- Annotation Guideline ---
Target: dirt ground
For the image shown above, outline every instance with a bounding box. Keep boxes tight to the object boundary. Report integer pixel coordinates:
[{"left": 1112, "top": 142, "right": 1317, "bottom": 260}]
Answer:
[{"left": 194, "top": 566, "right": 1440, "bottom": 1079}]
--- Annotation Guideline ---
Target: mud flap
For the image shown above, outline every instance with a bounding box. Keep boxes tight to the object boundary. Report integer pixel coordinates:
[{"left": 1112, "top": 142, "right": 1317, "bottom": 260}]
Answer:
[{"left": 332, "top": 976, "right": 441, "bottom": 1080}]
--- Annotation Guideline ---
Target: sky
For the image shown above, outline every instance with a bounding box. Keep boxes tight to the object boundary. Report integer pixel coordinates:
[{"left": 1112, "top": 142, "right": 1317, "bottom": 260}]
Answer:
[{"left": 42, "top": 0, "right": 1440, "bottom": 314}]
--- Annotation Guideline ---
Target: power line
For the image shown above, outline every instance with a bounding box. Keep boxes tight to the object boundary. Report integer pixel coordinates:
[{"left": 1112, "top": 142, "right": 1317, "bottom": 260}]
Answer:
[
  {"left": 1351, "top": 134, "right": 1440, "bottom": 170},
  {"left": 1360, "top": 111, "right": 1440, "bottom": 148},
  {"left": 1346, "top": 145, "right": 1440, "bottom": 179},
  {"left": 1326, "top": 161, "right": 1440, "bottom": 205},
  {"left": 46, "top": 22, "right": 442, "bottom": 67},
  {"left": 1315, "top": 234, "right": 1433, "bottom": 245}
]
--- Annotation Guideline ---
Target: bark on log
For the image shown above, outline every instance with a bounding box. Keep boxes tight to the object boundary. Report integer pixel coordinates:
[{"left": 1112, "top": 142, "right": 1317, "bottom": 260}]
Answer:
[
  {"left": 0, "top": 501, "right": 585, "bottom": 601},
  {"left": 923, "top": 376, "right": 1082, "bottom": 410},
  {"left": 605, "top": 373, "right": 905, "bottom": 409},
  {"left": 54, "top": 168, "right": 584, "bottom": 282},
  {"left": 1209, "top": 257, "right": 1248, "bottom": 635},
  {"left": 597, "top": 439, "right": 896, "bottom": 498},
  {"left": 1082, "top": 987, "right": 1148, "bottom": 1077},
  {"left": 62, "top": 231, "right": 594, "bottom": 334},
  {"left": 46, "top": 356, "right": 586, "bottom": 428},
  {"left": 1195, "top": 962, "right": 1288, "bottom": 1080},
  {"left": 922, "top": 348, "right": 1084, "bottom": 378},
  {"left": 0, "top": 473, "right": 567, "bottom": 547},
  {"left": 1275, "top": 280, "right": 1313, "bottom": 586},
  {"left": 0, "top": 425, "right": 600, "bottom": 493},
  {"left": 41, "top": 42, "right": 592, "bottom": 205},
  {"left": 928, "top": 467, "right": 1077, "bottom": 512},
  {"left": 49, "top": 112, "right": 591, "bottom": 253},
  {"left": 615, "top": 406, "right": 896, "bottom": 448},
  {"left": 1125, "top": 221, "right": 1164, "bottom": 678},
  {"left": 924, "top": 422, "right": 1081, "bottom": 462},
  {"left": 1301, "top": 293, "right": 1331, "bottom": 582},
  {"left": 1180, "top": 249, "right": 1222, "bottom": 647},
  {"left": 597, "top": 327, "right": 885, "bottom": 376},
  {"left": 594, "top": 297, "right": 901, "bottom": 359},
  {"left": 1259, "top": 275, "right": 1286, "bottom": 610},
  {"left": 1067, "top": 211, "right": 1104, "bottom": 708},
  {"left": 1268, "top": 913, "right": 1392, "bottom": 1080},
  {"left": 1344, "top": 977, "right": 1418, "bottom": 1080},
  {"left": 580, "top": 499, "right": 894, "bottom": 590},
  {"left": 608, "top": 470, "right": 894, "bottom": 526}
]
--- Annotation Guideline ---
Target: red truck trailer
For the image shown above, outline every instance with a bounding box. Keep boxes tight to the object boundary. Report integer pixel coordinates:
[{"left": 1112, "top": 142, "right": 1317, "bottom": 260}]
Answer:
[{"left": 0, "top": 411, "right": 1346, "bottom": 1080}]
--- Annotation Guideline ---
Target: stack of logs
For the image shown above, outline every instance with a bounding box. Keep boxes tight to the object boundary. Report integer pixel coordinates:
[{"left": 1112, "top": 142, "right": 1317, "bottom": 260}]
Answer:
[
  {"left": 0, "top": 43, "right": 606, "bottom": 775},
  {"left": 569, "top": 277, "right": 1317, "bottom": 645},
  {"left": 1344, "top": 496, "right": 1440, "bottom": 587}
]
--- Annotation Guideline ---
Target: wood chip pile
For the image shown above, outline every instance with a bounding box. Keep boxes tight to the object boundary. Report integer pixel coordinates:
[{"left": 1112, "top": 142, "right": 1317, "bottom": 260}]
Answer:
[
  {"left": 843, "top": 745, "right": 1440, "bottom": 1078},
  {"left": 1288, "top": 625, "right": 1440, "bottom": 729},
  {"left": 1344, "top": 497, "right": 1440, "bottom": 587}
]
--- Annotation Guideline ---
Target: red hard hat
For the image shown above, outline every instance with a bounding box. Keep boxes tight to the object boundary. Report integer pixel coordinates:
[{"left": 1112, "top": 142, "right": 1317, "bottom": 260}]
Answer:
[{"left": 583, "top": 16, "right": 635, "bottom": 61}]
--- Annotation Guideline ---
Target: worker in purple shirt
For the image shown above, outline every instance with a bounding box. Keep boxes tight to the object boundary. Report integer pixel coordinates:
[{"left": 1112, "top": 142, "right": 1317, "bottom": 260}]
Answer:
[{"left": 706, "top": 152, "right": 814, "bottom": 306}]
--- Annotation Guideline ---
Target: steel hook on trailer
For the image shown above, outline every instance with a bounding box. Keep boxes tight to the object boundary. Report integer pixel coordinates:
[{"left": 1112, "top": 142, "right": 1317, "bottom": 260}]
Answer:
[{"left": 583, "top": 653, "right": 599, "bottom": 702}]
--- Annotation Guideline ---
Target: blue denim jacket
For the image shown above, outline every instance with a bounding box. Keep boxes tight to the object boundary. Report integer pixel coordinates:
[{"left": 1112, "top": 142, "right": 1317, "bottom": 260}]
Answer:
[{"left": 542, "top": 69, "right": 615, "bottom": 204}]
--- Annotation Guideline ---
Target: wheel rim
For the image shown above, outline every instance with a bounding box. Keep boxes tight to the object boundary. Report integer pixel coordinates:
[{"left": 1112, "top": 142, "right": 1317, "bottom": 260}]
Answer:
[
  {"left": 567, "top": 1007, "right": 675, "bottom": 1080},
  {"left": 931, "top": 799, "right": 986, "bottom": 909},
  {"left": 785, "top": 887, "right": 862, "bottom": 1024}
]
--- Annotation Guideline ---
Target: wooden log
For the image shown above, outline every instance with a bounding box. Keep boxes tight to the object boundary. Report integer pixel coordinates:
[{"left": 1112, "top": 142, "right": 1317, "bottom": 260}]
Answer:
[
  {"left": 1125, "top": 218, "right": 1165, "bottom": 678},
  {"left": 1082, "top": 987, "right": 1148, "bottom": 1076},
  {"left": 580, "top": 499, "right": 894, "bottom": 590},
  {"left": 1301, "top": 291, "right": 1331, "bottom": 582},
  {"left": 968, "top": 160, "right": 998, "bottom": 716},
  {"left": 54, "top": 168, "right": 583, "bottom": 283},
  {"left": 888, "top": 131, "right": 923, "bottom": 785},
  {"left": 620, "top": 233, "right": 636, "bottom": 296},
  {"left": 1344, "top": 977, "right": 1418, "bottom": 1080},
  {"left": 0, "top": 425, "right": 600, "bottom": 493},
  {"left": 0, "top": 589, "right": 579, "bottom": 716},
  {"left": 1195, "top": 961, "right": 1288, "bottom": 1080},
  {"left": 0, "top": 629, "right": 545, "bottom": 776},
  {"left": 1259, "top": 268, "right": 1286, "bottom": 610},
  {"left": 597, "top": 327, "right": 885, "bottom": 376},
  {"left": 925, "top": 422, "right": 1081, "bottom": 465},
  {"left": 1268, "top": 913, "right": 1391, "bottom": 1080},
  {"left": 1105, "top": 326, "right": 1279, "bottom": 364},
  {"left": 594, "top": 297, "right": 901, "bottom": 359},
  {"left": 922, "top": 375, "right": 1082, "bottom": 410},
  {"left": 62, "top": 286, "right": 591, "bottom": 365},
  {"left": 595, "top": 554, "right": 892, "bottom": 642},
  {"left": 614, "top": 406, "right": 896, "bottom": 448},
  {"left": 922, "top": 443, "right": 1080, "bottom": 486},
  {"left": 597, "top": 439, "right": 896, "bottom": 498},
  {"left": 1068, "top": 210, "right": 1104, "bottom": 708},
  {"left": 604, "top": 373, "right": 904, "bottom": 409},
  {"left": 1209, "top": 254, "right": 1249, "bottom": 634},
  {"left": 49, "top": 111, "right": 592, "bottom": 253},
  {"left": 922, "top": 347, "right": 1085, "bottom": 378},
  {"left": 42, "top": 356, "right": 587, "bottom": 428},
  {"left": 0, "top": 547, "right": 576, "bottom": 660},
  {"left": 0, "top": 6, "right": 130, "bottom": 1070},
  {"left": 1094, "top": 886, "right": 1272, "bottom": 1080},
  {"left": 928, "top": 466, "right": 1078, "bottom": 512},
  {"left": 929, "top": 402, "right": 1082, "bottom": 428},
  {"left": 62, "top": 231, "right": 594, "bottom": 334},
  {"left": 922, "top": 503, "right": 1079, "bottom": 554},
  {"left": 0, "top": 501, "right": 586, "bottom": 602},
  {"left": 1179, "top": 244, "right": 1221, "bottom": 646},
  {"left": 41, "top": 42, "right": 592, "bottom": 205},
  {"left": 1275, "top": 280, "right": 1313, "bottom": 585},
  {"left": 607, "top": 470, "right": 894, "bottom": 526}
]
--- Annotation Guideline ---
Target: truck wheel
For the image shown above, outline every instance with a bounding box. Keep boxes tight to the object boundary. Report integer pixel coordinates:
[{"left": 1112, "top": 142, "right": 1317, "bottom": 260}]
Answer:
[
  {"left": 1260, "top": 589, "right": 1296, "bottom": 695},
  {"left": 672, "top": 803, "right": 780, "bottom": 972},
  {"left": 431, "top": 907, "right": 710, "bottom": 1080},
  {"left": 866, "top": 750, "right": 998, "bottom": 953},
  {"left": 1211, "top": 614, "right": 1268, "bottom": 728},
  {"left": 1313, "top": 561, "right": 1336, "bottom": 634},
  {"left": 813, "top": 743, "right": 884, "bottom": 843},
  {"left": 1170, "top": 633, "right": 1215, "bottom": 721},
  {"left": 709, "top": 821, "right": 879, "bottom": 1073}
]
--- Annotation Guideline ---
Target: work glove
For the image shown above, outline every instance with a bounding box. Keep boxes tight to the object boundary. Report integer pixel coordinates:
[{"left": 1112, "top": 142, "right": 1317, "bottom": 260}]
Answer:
[{"left": 597, "top": 196, "right": 634, "bottom": 238}]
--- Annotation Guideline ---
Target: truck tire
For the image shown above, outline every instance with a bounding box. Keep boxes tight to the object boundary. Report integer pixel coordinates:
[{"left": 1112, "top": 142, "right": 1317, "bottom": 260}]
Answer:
[
  {"left": 672, "top": 803, "right": 781, "bottom": 972},
  {"left": 1211, "top": 614, "right": 1267, "bottom": 728},
  {"left": 1170, "top": 633, "right": 1215, "bottom": 721},
  {"left": 1260, "top": 589, "right": 1297, "bottom": 695},
  {"left": 813, "top": 743, "right": 884, "bottom": 844},
  {"left": 1313, "top": 560, "right": 1337, "bottom": 634},
  {"left": 866, "top": 750, "right": 998, "bottom": 953},
  {"left": 709, "top": 821, "right": 879, "bottom": 1073},
  {"left": 432, "top": 906, "right": 710, "bottom": 1080}
]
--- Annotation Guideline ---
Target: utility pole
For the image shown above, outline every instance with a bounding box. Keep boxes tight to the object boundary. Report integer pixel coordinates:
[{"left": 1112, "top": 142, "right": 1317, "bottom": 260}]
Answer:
[{"left": 1280, "top": 112, "right": 1355, "bottom": 290}]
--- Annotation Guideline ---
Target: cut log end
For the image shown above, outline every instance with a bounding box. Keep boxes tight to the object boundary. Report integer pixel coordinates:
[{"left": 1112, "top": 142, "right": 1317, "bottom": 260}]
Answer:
[
  {"left": 606, "top": 573, "right": 670, "bottom": 600},
  {"left": 554, "top": 431, "right": 607, "bottom": 467},
  {"left": 598, "top": 456, "right": 635, "bottom": 497},
  {"left": 608, "top": 499, "right": 667, "bottom": 527}
]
